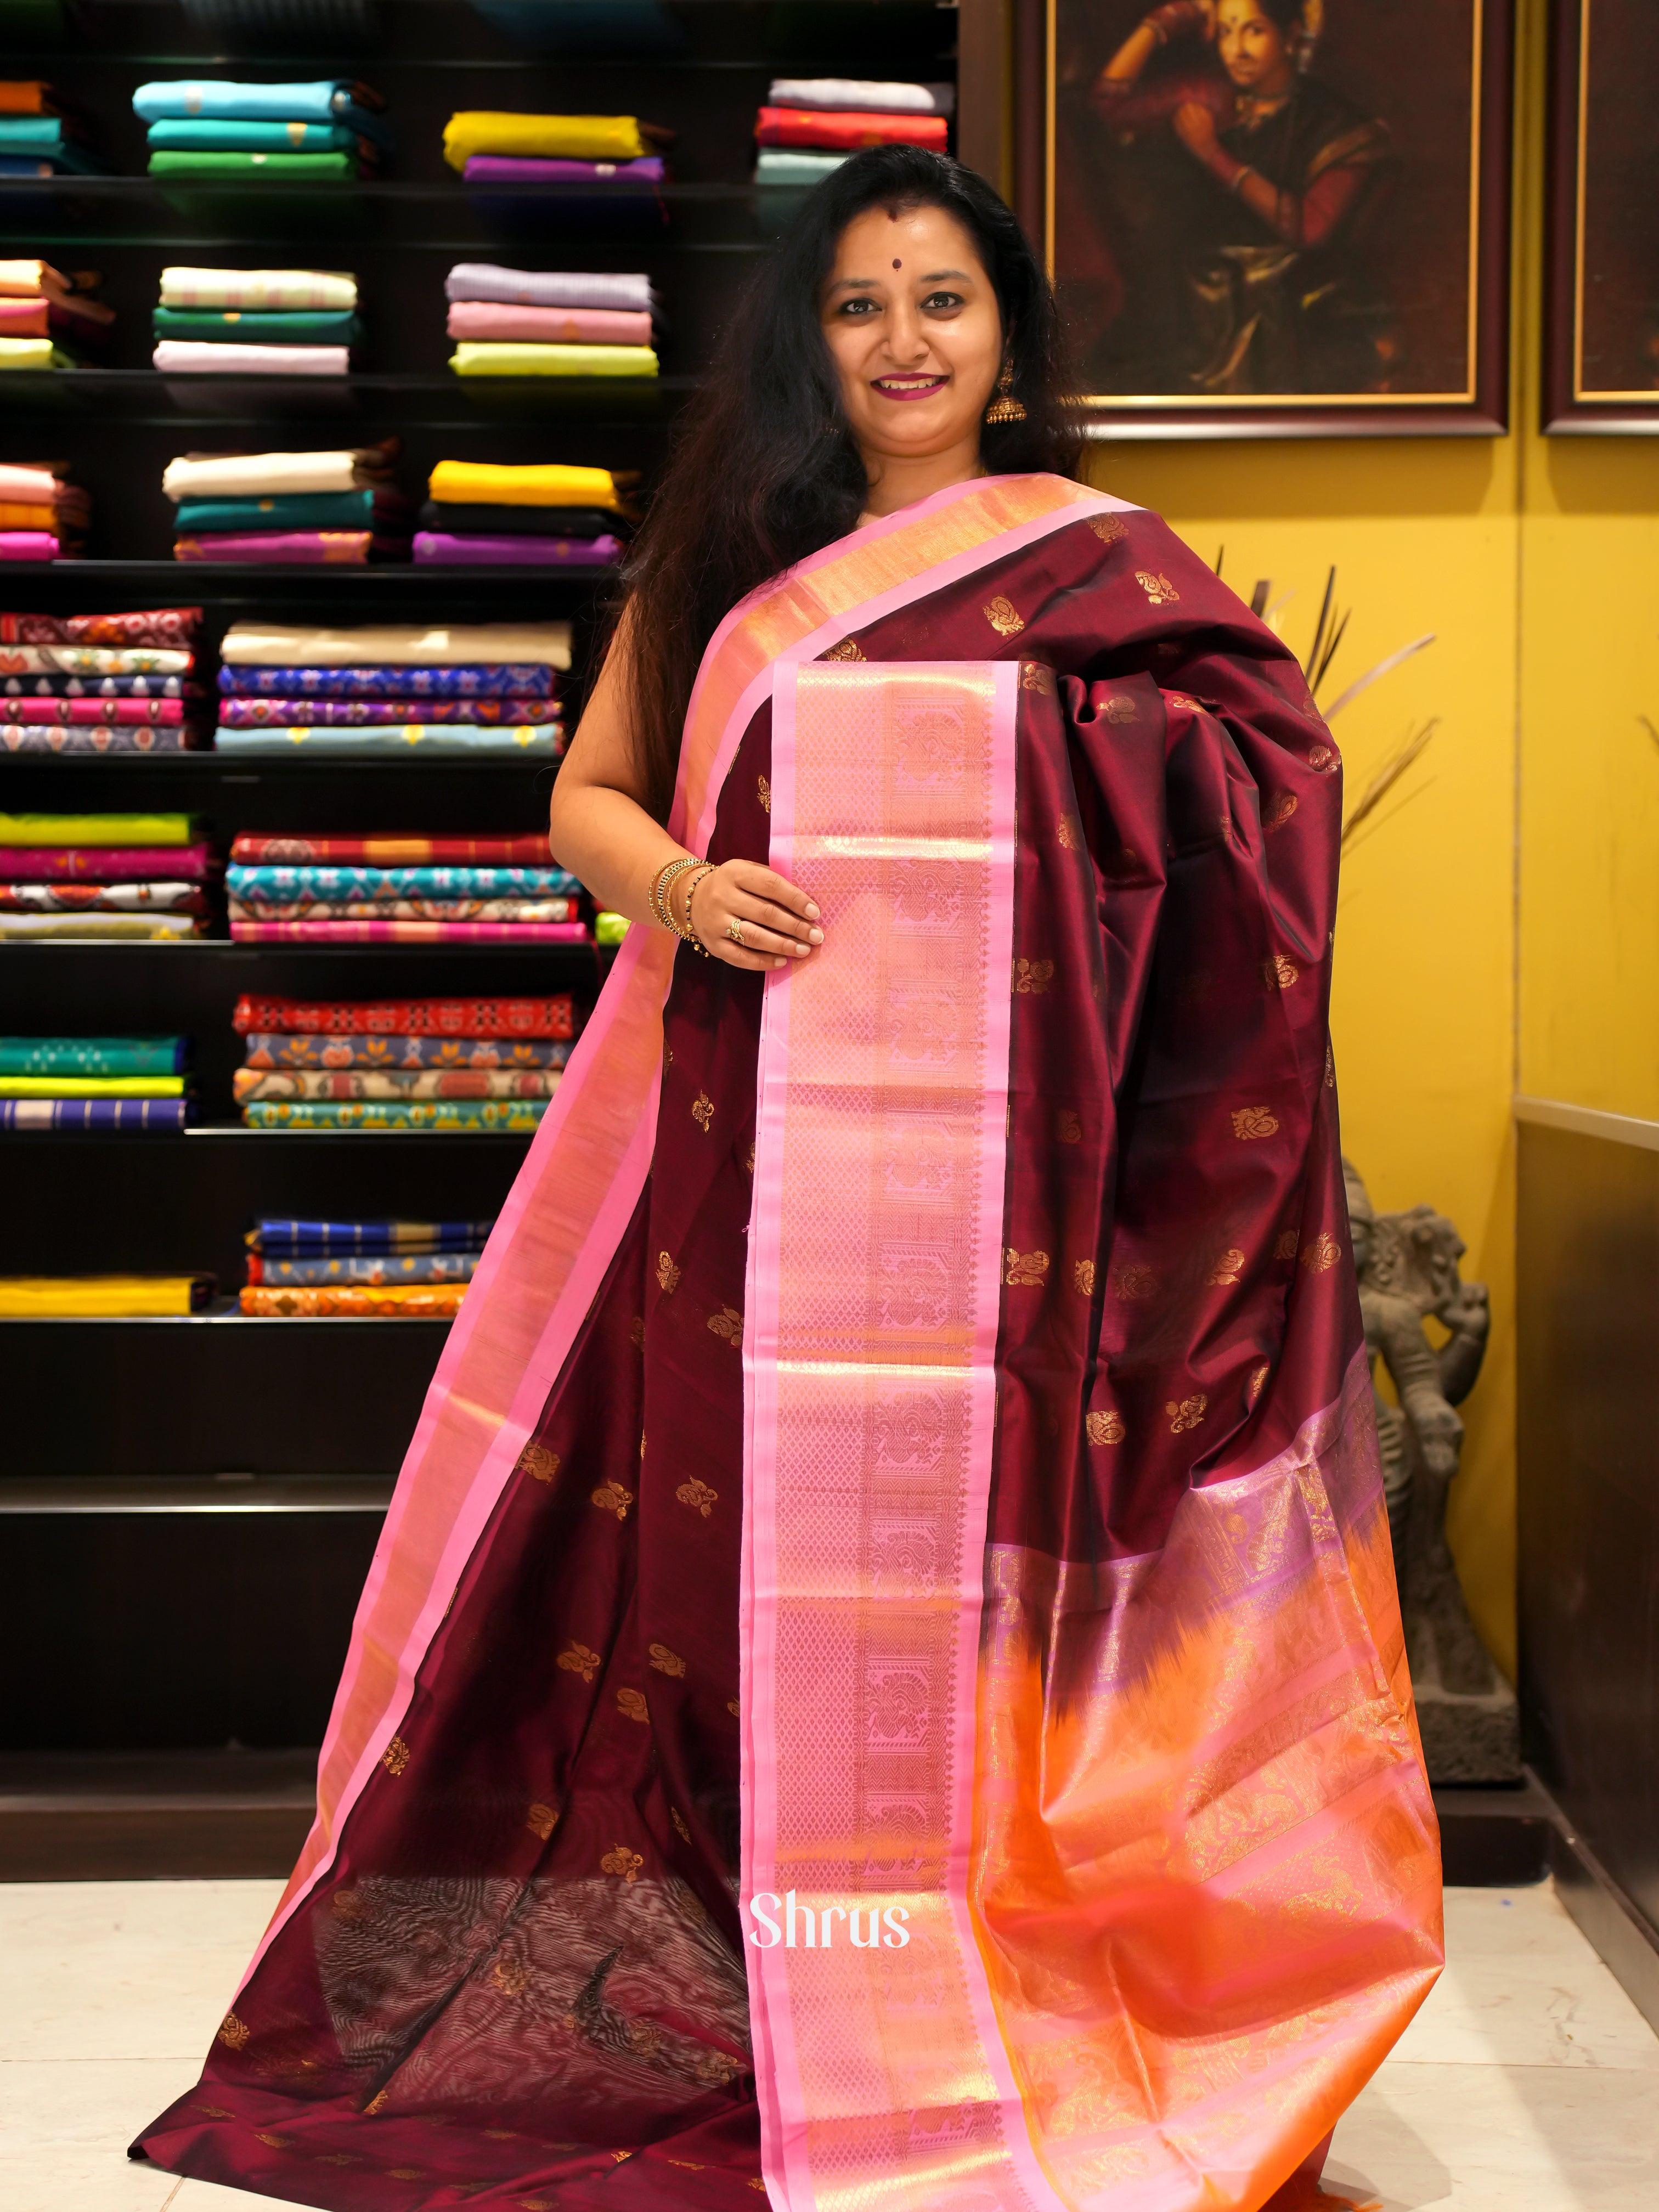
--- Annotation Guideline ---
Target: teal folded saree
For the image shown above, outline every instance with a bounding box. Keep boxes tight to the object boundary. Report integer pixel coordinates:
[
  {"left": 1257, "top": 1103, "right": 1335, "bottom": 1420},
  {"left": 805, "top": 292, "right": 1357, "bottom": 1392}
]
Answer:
[{"left": 153, "top": 308, "right": 363, "bottom": 345}]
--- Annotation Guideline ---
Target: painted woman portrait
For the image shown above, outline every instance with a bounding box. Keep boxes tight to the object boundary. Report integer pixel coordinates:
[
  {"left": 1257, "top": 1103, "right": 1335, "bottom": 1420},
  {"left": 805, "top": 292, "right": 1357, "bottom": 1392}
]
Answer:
[
  {"left": 1067, "top": 0, "right": 1397, "bottom": 396},
  {"left": 136, "top": 145, "right": 1438, "bottom": 2212}
]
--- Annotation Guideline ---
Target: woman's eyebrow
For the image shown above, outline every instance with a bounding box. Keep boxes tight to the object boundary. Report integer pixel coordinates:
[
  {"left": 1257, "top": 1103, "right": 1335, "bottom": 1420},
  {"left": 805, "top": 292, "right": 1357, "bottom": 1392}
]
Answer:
[
  {"left": 920, "top": 268, "right": 972, "bottom": 282},
  {"left": 826, "top": 276, "right": 882, "bottom": 292}
]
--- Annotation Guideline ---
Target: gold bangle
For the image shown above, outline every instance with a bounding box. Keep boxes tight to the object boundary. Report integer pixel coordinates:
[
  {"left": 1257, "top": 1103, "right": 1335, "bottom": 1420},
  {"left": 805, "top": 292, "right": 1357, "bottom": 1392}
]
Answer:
[
  {"left": 681, "top": 864, "right": 716, "bottom": 955},
  {"left": 650, "top": 855, "right": 698, "bottom": 934}
]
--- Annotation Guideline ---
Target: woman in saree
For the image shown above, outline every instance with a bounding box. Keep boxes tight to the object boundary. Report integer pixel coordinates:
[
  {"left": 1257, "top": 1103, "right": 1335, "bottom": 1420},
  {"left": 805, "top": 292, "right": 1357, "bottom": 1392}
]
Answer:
[
  {"left": 1092, "top": 0, "right": 1396, "bottom": 393},
  {"left": 137, "top": 145, "right": 1440, "bottom": 2212}
]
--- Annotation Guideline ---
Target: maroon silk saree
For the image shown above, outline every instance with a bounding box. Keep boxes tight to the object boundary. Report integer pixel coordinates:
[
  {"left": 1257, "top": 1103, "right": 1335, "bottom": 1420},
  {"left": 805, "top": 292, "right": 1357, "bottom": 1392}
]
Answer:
[{"left": 137, "top": 475, "right": 1441, "bottom": 2211}]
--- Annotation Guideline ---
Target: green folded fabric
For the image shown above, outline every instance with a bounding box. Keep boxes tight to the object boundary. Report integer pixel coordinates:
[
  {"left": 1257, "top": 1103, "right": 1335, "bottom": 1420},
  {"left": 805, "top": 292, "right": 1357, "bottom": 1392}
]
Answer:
[
  {"left": 146, "top": 119, "right": 364, "bottom": 154},
  {"left": 174, "top": 490, "right": 378, "bottom": 532},
  {"left": 0, "top": 1038, "right": 187, "bottom": 1077},
  {"left": 0, "top": 812, "right": 196, "bottom": 846},
  {"left": 154, "top": 308, "right": 363, "bottom": 345},
  {"left": 449, "top": 342, "right": 658, "bottom": 378},
  {"left": 148, "top": 151, "right": 358, "bottom": 179},
  {"left": 243, "top": 1099, "right": 547, "bottom": 1131}
]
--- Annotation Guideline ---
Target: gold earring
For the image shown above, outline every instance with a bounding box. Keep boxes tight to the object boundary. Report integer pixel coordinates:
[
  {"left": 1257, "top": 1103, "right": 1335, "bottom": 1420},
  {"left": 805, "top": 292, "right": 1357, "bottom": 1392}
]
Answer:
[{"left": 984, "top": 360, "right": 1026, "bottom": 425}]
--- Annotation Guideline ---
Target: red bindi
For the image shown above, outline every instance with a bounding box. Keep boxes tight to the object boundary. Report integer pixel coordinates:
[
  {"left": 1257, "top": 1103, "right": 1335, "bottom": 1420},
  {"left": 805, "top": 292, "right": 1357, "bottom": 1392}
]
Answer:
[{"left": 892, "top": 258, "right": 902, "bottom": 269}]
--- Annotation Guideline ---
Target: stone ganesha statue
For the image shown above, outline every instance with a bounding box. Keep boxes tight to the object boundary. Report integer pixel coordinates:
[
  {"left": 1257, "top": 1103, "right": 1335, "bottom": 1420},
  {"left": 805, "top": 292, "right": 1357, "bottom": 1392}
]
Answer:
[{"left": 1344, "top": 1159, "right": 1519, "bottom": 1782}]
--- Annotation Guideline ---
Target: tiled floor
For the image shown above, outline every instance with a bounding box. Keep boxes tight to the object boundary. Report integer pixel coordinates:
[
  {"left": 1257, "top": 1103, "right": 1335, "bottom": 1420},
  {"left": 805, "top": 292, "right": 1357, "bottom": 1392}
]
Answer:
[{"left": 0, "top": 1878, "right": 1654, "bottom": 2210}]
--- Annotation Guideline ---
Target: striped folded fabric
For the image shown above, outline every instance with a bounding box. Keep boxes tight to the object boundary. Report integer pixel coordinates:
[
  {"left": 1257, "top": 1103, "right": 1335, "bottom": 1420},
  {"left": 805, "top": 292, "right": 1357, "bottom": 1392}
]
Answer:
[
  {"left": 0, "top": 1098, "right": 194, "bottom": 1131},
  {"left": 247, "top": 1216, "right": 493, "bottom": 1254}
]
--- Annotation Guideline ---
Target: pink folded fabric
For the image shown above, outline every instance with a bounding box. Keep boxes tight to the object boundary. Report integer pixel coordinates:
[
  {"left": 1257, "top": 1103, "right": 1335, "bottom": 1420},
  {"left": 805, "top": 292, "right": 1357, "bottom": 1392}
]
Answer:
[
  {"left": 444, "top": 300, "right": 652, "bottom": 347},
  {"left": 174, "top": 531, "right": 371, "bottom": 565},
  {"left": 0, "top": 465, "right": 61, "bottom": 503},
  {"left": 0, "top": 843, "right": 214, "bottom": 881},
  {"left": 1, "top": 696, "right": 184, "bottom": 726},
  {"left": 229, "top": 921, "right": 591, "bottom": 944},
  {"left": 0, "top": 533, "right": 60, "bottom": 562},
  {"left": 152, "top": 342, "right": 351, "bottom": 376}
]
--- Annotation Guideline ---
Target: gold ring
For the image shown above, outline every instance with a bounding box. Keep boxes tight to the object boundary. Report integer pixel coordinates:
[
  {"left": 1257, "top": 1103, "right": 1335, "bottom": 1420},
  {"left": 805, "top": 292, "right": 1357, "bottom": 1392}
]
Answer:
[{"left": 726, "top": 919, "right": 746, "bottom": 947}]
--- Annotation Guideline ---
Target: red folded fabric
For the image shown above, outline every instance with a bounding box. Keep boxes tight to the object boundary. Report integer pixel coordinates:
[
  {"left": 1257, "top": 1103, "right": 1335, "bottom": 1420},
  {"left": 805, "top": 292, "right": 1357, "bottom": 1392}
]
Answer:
[
  {"left": 754, "top": 106, "right": 948, "bottom": 151},
  {"left": 232, "top": 993, "right": 578, "bottom": 1037},
  {"left": 230, "top": 833, "right": 552, "bottom": 865},
  {"left": 0, "top": 608, "right": 201, "bottom": 647},
  {"left": 230, "top": 921, "right": 590, "bottom": 944}
]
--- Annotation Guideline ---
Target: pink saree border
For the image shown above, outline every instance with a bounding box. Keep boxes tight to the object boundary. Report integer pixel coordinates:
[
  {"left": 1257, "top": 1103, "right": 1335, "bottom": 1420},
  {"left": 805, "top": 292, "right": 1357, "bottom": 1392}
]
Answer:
[
  {"left": 743, "top": 660, "right": 1067, "bottom": 2212},
  {"left": 247, "top": 473, "right": 1138, "bottom": 1984}
]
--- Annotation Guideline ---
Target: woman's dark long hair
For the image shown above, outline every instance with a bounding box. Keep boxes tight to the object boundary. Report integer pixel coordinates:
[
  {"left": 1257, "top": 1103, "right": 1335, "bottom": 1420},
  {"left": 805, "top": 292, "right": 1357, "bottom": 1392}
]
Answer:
[{"left": 616, "top": 144, "right": 1080, "bottom": 819}]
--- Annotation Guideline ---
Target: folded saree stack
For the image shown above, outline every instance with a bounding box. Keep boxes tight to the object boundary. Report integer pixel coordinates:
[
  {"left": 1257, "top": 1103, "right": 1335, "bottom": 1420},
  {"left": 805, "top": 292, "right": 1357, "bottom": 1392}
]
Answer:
[
  {"left": 212, "top": 618, "right": 568, "bottom": 754},
  {"left": 754, "top": 77, "right": 953, "bottom": 185},
  {"left": 444, "top": 262, "right": 658, "bottom": 382},
  {"left": 133, "top": 77, "right": 388, "bottom": 181},
  {"left": 227, "top": 830, "right": 586, "bottom": 943},
  {"left": 0, "top": 1034, "right": 194, "bottom": 1130},
  {"left": 232, "top": 989, "right": 575, "bottom": 1130},
  {"left": 163, "top": 441, "right": 411, "bottom": 566},
  {"left": 0, "top": 257, "right": 114, "bottom": 373},
  {"left": 0, "top": 81, "right": 108, "bottom": 177},
  {"left": 151, "top": 266, "right": 361, "bottom": 382},
  {"left": 1, "top": 607, "right": 208, "bottom": 749},
  {"left": 0, "top": 462, "right": 91, "bottom": 564},
  {"left": 240, "top": 1215, "right": 495, "bottom": 1315},
  {"left": 0, "top": 809, "right": 210, "bottom": 935},
  {"left": 441, "top": 108, "right": 669, "bottom": 189},
  {"left": 415, "top": 460, "right": 630, "bottom": 568}
]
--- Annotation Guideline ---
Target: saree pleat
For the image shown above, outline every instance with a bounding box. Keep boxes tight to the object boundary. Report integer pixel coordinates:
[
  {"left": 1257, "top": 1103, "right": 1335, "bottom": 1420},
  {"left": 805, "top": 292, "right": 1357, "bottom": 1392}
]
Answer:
[{"left": 137, "top": 476, "right": 1437, "bottom": 2212}]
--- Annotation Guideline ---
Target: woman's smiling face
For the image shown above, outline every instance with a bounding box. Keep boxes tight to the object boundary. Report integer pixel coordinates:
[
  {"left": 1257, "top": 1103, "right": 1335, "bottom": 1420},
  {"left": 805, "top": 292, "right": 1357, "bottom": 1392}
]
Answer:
[{"left": 819, "top": 200, "right": 1005, "bottom": 471}]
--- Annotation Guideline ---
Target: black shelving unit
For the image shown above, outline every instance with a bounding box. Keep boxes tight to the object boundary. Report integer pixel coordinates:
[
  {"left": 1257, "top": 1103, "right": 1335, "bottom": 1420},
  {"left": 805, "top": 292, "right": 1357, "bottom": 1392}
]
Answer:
[{"left": 0, "top": 0, "right": 957, "bottom": 1874}]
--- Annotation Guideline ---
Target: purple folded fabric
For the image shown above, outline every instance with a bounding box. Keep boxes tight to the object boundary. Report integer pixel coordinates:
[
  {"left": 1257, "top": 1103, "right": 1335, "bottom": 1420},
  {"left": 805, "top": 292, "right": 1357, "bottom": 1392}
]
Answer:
[
  {"left": 0, "top": 532, "right": 64, "bottom": 562},
  {"left": 461, "top": 155, "right": 665, "bottom": 184},
  {"left": 413, "top": 532, "right": 620, "bottom": 567}
]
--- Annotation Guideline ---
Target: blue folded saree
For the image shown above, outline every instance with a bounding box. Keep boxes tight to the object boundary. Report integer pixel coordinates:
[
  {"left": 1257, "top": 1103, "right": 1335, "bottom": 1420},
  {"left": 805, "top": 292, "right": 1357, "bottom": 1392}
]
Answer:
[
  {"left": 146, "top": 120, "right": 370, "bottom": 154},
  {"left": 132, "top": 81, "right": 389, "bottom": 145}
]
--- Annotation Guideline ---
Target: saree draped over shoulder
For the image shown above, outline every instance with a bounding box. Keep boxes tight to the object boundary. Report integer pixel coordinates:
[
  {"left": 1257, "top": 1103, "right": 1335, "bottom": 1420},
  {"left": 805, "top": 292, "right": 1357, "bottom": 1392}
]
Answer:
[{"left": 138, "top": 475, "right": 1441, "bottom": 2212}]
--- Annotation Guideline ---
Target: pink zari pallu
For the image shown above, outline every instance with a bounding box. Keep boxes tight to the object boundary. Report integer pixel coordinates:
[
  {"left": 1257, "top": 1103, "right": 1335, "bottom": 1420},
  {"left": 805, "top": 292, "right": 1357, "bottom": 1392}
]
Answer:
[{"left": 137, "top": 475, "right": 1441, "bottom": 2212}]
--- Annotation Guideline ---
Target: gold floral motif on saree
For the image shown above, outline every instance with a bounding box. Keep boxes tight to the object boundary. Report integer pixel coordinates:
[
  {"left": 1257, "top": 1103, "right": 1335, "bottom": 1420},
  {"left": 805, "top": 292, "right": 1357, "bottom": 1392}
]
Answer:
[
  {"left": 1056, "top": 814, "right": 1079, "bottom": 849},
  {"left": 1276, "top": 1229, "right": 1300, "bottom": 1260},
  {"left": 616, "top": 1688, "right": 649, "bottom": 1723},
  {"left": 629, "top": 1314, "right": 645, "bottom": 1347},
  {"left": 745, "top": 1138, "right": 756, "bottom": 1173},
  {"left": 1308, "top": 742, "right": 1338, "bottom": 770},
  {"left": 821, "top": 637, "right": 865, "bottom": 661},
  {"left": 557, "top": 1642, "right": 600, "bottom": 1682},
  {"left": 1013, "top": 956, "right": 1053, "bottom": 993},
  {"left": 1101, "top": 693, "right": 1138, "bottom": 723},
  {"left": 217, "top": 2011, "right": 250, "bottom": 2050},
  {"left": 492, "top": 1956, "right": 528, "bottom": 1997},
  {"left": 1136, "top": 569, "right": 1180, "bottom": 604},
  {"left": 1262, "top": 953, "right": 1300, "bottom": 990},
  {"left": 1020, "top": 661, "right": 1055, "bottom": 693},
  {"left": 670, "top": 1808, "right": 691, "bottom": 1842},
  {"left": 650, "top": 1643, "right": 686, "bottom": 1676},
  {"left": 1088, "top": 512, "right": 1127, "bottom": 543},
  {"left": 656, "top": 1250, "right": 681, "bottom": 1294},
  {"left": 1207, "top": 1248, "right": 1246, "bottom": 1285},
  {"left": 526, "top": 1802, "right": 558, "bottom": 1839},
  {"left": 1166, "top": 1393, "right": 1208, "bottom": 1433},
  {"left": 1111, "top": 1262, "right": 1156, "bottom": 1300},
  {"left": 1248, "top": 1361, "right": 1271, "bottom": 1402},
  {"left": 691, "top": 1091, "right": 714, "bottom": 1132},
  {"left": 1056, "top": 1107, "right": 1083, "bottom": 1142},
  {"left": 1003, "top": 1248, "right": 1049, "bottom": 1286},
  {"left": 517, "top": 1441, "right": 559, "bottom": 1483},
  {"left": 1073, "top": 1259, "right": 1097, "bottom": 1295},
  {"left": 590, "top": 1480, "right": 633, "bottom": 1520},
  {"left": 1263, "top": 792, "right": 1300, "bottom": 832},
  {"left": 1232, "top": 1105, "right": 1279, "bottom": 1139},
  {"left": 708, "top": 1305, "right": 742, "bottom": 1343},
  {"left": 600, "top": 1845, "right": 642, "bottom": 1881},
  {"left": 757, "top": 773, "right": 771, "bottom": 813},
  {"left": 362, "top": 2090, "right": 389, "bottom": 2115},
  {"left": 380, "top": 1736, "right": 409, "bottom": 1775},
  {"left": 1301, "top": 1229, "right": 1342, "bottom": 1273},
  {"left": 982, "top": 595, "right": 1025, "bottom": 637},
  {"left": 1085, "top": 1408, "right": 1125, "bottom": 1445},
  {"left": 676, "top": 1477, "right": 717, "bottom": 1518}
]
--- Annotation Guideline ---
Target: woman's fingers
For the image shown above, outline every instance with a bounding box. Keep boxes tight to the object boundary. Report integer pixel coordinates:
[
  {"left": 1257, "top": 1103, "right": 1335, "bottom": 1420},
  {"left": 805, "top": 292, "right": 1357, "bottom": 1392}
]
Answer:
[{"left": 727, "top": 859, "right": 821, "bottom": 926}]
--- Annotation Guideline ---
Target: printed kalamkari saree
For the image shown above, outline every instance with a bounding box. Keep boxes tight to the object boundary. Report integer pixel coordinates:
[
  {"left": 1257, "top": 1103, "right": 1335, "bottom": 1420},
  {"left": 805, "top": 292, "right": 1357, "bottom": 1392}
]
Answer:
[{"left": 137, "top": 474, "right": 1441, "bottom": 2212}]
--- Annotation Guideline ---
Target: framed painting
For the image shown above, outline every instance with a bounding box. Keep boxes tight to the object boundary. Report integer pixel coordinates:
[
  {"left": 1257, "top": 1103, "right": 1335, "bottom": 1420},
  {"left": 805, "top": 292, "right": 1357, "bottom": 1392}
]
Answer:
[
  {"left": 1544, "top": 0, "right": 1659, "bottom": 430},
  {"left": 1013, "top": 0, "right": 1513, "bottom": 437}
]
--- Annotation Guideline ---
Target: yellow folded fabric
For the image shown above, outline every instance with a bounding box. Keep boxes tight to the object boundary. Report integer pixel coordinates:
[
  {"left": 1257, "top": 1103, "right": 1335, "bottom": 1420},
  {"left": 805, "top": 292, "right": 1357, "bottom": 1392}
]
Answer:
[
  {"left": 240, "top": 1283, "right": 467, "bottom": 1317},
  {"left": 449, "top": 343, "right": 658, "bottom": 379},
  {"left": 0, "top": 337, "right": 55, "bottom": 370},
  {"left": 442, "top": 112, "right": 648, "bottom": 167},
  {"left": 0, "top": 812, "right": 195, "bottom": 845},
  {"left": 0, "top": 1275, "right": 212, "bottom": 1316},
  {"left": 427, "top": 460, "right": 625, "bottom": 509},
  {"left": 0, "top": 1075, "right": 186, "bottom": 1097}
]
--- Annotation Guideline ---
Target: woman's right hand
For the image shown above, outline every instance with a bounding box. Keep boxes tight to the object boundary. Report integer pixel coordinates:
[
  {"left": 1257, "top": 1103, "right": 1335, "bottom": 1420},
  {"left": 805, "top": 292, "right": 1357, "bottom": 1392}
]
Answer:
[{"left": 675, "top": 859, "right": 825, "bottom": 971}]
